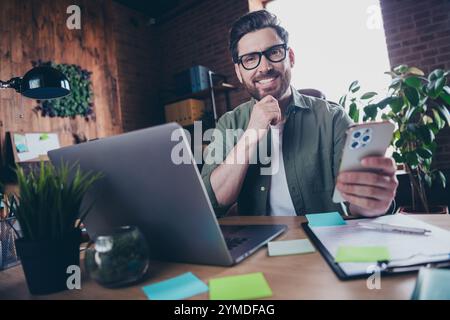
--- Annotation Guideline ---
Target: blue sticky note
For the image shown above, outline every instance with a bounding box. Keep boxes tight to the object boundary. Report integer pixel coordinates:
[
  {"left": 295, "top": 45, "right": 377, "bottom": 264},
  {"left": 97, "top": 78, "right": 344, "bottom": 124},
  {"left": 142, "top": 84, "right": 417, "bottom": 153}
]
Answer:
[
  {"left": 142, "top": 272, "right": 208, "bottom": 300},
  {"left": 16, "top": 143, "right": 29, "bottom": 153},
  {"left": 306, "top": 212, "right": 346, "bottom": 227}
]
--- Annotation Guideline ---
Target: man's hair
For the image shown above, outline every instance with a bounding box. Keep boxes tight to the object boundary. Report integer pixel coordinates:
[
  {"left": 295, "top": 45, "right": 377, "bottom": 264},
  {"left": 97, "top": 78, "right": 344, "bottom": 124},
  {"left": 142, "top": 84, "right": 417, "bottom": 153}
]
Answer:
[{"left": 229, "top": 10, "right": 289, "bottom": 64}]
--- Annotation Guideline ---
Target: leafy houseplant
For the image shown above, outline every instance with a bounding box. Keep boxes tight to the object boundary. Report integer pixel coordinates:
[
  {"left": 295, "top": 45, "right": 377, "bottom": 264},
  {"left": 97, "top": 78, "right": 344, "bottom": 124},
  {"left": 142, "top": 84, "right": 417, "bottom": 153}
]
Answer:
[
  {"left": 32, "top": 60, "right": 94, "bottom": 119},
  {"left": 11, "top": 162, "right": 102, "bottom": 294},
  {"left": 340, "top": 65, "right": 450, "bottom": 213}
]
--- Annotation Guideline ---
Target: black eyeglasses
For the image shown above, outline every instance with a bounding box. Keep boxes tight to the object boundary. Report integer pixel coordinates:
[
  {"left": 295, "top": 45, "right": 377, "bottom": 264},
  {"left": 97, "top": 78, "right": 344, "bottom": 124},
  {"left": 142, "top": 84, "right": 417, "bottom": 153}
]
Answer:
[{"left": 237, "top": 44, "right": 288, "bottom": 70}]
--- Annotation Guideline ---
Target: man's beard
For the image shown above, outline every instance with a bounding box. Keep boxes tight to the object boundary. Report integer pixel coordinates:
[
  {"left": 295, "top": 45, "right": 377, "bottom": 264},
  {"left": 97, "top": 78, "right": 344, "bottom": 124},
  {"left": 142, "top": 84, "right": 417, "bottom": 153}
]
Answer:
[{"left": 243, "top": 69, "right": 291, "bottom": 101}]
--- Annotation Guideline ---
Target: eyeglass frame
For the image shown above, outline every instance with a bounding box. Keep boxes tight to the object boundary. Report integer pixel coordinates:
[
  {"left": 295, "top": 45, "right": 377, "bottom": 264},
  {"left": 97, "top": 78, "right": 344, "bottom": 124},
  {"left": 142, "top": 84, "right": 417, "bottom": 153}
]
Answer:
[{"left": 236, "top": 43, "right": 289, "bottom": 70}]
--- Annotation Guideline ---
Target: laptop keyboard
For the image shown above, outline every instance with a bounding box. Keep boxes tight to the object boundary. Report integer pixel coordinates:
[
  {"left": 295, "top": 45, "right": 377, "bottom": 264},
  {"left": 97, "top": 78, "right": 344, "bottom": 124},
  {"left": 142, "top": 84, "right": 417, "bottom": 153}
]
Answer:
[{"left": 225, "top": 237, "right": 248, "bottom": 250}]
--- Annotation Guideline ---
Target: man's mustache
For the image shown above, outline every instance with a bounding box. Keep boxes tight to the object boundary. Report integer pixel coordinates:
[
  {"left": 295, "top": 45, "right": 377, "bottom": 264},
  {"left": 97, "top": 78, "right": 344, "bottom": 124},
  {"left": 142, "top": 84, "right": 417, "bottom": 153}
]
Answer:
[{"left": 253, "top": 70, "right": 280, "bottom": 82}]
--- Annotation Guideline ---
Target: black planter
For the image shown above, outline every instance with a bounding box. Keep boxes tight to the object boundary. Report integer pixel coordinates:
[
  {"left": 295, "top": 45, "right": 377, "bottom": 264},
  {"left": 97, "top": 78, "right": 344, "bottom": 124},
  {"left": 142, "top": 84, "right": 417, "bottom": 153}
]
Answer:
[{"left": 15, "top": 229, "right": 81, "bottom": 295}]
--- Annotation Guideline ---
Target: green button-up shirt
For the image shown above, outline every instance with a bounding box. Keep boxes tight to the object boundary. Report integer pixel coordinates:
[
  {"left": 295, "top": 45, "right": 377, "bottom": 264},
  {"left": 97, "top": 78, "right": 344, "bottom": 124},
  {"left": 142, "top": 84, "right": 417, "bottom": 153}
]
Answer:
[{"left": 201, "top": 87, "right": 353, "bottom": 217}]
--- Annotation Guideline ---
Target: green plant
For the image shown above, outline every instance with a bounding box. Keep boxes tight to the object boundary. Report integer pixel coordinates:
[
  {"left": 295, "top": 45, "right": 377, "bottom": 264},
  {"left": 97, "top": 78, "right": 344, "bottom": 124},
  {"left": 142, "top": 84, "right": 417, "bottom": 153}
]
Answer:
[
  {"left": 340, "top": 65, "right": 450, "bottom": 213},
  {"left": 10, "top": 162, "right": 102, "bottom": 241},
  {"left": 32, "top": 60, "right": 94, "bottom": 118}
]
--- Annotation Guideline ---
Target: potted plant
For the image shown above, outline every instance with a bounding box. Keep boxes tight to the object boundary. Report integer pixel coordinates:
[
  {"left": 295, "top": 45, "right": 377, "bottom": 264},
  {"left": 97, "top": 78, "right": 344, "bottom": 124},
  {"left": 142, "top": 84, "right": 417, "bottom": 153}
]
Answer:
[
  {"left": 8, "top": 162, "right": 101, "bottom": 294},
  {"left": 340, "top": 65, "right": 450, "bottom": 214}
]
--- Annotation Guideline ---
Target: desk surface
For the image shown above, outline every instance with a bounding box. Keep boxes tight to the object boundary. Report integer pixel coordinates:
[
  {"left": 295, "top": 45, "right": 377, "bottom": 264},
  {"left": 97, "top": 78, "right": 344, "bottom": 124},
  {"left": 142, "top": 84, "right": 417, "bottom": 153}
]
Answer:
[{"left": 1, "top": 214, "right": 449, "bottom": 300}]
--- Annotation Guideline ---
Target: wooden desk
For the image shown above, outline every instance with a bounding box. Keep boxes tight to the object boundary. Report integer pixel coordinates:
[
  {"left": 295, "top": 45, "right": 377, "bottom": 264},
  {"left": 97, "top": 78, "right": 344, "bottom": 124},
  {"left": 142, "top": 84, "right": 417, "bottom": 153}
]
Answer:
[{"left": 1, "top": 215, "right": 449, "bottom": 300}]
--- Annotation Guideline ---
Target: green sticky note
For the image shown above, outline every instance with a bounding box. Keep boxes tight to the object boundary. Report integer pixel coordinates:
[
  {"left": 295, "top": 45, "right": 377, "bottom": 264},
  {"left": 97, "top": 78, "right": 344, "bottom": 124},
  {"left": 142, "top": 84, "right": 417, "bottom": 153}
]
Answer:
[
  {"left": 306, "top": 212, "right": 346, "bottom": 227},
  {"left": 209, "top": 272, "right": 272, "bottom": 300},
  {"left": 39, "top": 133, "right": 49, "bottom": 141},
  {"left": 335, "top": 246, "right": 390, "bottom": 263},
  {"left": 268, "top": 239, "right": 315, "bottom": 256}
]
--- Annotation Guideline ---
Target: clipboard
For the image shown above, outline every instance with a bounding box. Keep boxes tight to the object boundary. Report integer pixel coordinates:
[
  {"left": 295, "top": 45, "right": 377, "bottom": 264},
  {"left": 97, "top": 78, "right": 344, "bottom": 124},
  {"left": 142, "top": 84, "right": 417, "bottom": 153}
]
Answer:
[{"left": 302, "top": 216, "right": 450, "bottom": 280}]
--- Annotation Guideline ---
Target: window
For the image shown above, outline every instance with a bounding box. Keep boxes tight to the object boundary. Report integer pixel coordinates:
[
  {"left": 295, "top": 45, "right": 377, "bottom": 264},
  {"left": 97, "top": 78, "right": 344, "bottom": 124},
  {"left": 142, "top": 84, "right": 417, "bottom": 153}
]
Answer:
[{"left": 267, "top": 0, "right": 391, "bottom": 103}]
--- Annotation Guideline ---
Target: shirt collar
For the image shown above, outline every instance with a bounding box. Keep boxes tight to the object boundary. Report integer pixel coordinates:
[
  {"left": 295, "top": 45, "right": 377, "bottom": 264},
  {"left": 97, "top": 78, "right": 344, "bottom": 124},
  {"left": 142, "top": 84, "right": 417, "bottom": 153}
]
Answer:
[
  {"left": 250, "top": 86, "right": 310, "bottom": 115},
  {"left": 285, "top": 86, "right": 310, "bottom": 117}
]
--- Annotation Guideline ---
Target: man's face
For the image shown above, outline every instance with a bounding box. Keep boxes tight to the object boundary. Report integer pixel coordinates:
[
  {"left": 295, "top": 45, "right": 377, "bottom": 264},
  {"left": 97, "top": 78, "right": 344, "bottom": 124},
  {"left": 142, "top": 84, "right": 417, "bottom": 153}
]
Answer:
[{"left": 234, "top": 27, "right": 295, "bottom": 101}]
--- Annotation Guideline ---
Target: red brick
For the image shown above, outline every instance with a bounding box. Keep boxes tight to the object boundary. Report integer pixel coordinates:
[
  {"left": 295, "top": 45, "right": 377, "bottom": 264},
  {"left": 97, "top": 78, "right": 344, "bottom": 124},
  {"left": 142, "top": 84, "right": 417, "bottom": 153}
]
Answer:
[
  {"left": 415, "top": 18, "right": 432, "bottom": 28},
  {"left": 422, "top": 49, "right": 439, "bottom": 57},
  {"left": 439, "top": 45, "right": 450, "bottom": 54},
  {"left": 413, "top": 11, "right": 431, "bottom": 20},
  {"left": 432, "top": 14, "right": 449, "bottom": 23},
  {"left": 437, "top": 54, "right": 450, "bottom": 63}
]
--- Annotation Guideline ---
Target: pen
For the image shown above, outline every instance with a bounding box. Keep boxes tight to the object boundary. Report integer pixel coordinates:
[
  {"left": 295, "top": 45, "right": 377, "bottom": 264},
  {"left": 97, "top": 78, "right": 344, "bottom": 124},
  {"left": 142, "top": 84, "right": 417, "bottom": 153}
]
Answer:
[{"left": 357, "top": 222, "right": 432, "bottom": 235}]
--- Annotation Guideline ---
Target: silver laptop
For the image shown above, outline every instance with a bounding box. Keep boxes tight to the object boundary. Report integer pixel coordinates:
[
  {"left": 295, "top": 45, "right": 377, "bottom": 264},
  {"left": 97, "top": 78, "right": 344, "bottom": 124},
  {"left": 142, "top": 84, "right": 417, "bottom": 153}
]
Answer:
[{"left": 48, "top": 123, "right": 286, "bottom": 266}]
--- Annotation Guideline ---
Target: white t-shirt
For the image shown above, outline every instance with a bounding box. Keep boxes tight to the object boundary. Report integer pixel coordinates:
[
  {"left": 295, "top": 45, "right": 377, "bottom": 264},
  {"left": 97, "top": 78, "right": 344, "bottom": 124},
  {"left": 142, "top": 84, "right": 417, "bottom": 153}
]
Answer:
[{"left": 268, "top": 121, "right": 297, "bottom": 216}]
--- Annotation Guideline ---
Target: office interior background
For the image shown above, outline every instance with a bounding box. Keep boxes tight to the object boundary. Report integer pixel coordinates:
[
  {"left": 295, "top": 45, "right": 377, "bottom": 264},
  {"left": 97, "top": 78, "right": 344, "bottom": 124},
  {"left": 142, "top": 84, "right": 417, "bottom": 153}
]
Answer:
[
  {"left": 1, "top": 0, "right": 448, "bottom": 207},
  {"left": 0, "top": 0, "right": 450, "bottom": 302}
]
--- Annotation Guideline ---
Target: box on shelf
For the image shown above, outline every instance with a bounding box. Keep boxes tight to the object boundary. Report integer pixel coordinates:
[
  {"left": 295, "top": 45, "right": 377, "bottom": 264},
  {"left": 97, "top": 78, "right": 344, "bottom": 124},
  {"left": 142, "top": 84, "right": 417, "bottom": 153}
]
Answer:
[
  {"left": 174, "top": 65, "right": 211, "bottom": 96},
  {"left": 164, "top": 99, "right": 205, "bottom": 126}
]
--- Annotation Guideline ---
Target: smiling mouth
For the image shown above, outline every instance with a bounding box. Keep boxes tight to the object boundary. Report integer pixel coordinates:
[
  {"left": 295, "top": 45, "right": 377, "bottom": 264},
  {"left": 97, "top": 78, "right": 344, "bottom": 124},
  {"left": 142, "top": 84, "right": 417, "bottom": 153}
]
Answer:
[{"left": 255, "top": 76, "right": 278, "bottom": 85}]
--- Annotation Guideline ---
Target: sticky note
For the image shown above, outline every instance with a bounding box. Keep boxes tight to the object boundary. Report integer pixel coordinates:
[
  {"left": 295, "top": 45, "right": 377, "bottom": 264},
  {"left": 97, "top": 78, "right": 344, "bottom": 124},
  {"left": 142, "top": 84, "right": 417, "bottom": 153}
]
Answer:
[
  {"left": 306, "top": 212, "right": 347, "bottom": 227},
  {"left": 334, "top": 246, "right": 390, "bottom": 263},
  {"left": 268, "top": 239, "right": 315, "bottom": 256},
  {"left": 209, "top": 272, "right": 272, "bottom": 300},
  {"left": 142, "top": 272, "right": 208, "bottom": 300},
  {"left": 39, "top": 133, "right": 49, "bottom": 141},
  {"left": 16, "top": 143, "right": 29, "bottom": 153}
]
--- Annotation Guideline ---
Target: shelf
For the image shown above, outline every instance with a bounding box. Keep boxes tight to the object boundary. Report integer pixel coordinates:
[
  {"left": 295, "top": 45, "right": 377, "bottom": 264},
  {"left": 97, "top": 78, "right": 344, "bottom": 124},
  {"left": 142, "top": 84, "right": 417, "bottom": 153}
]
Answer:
[{"left": 165, "top": 83, "right": 237, "bottom": 105}]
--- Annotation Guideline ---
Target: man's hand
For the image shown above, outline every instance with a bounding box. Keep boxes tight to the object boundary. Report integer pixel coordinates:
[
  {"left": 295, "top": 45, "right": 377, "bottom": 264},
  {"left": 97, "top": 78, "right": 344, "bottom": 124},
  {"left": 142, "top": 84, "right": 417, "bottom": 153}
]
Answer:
[
  {"left": 247, "top": 95, "right": 282, "bottom": 139},
  {"left": 336, "top": 156, "right": 399, "bottom": 217}
]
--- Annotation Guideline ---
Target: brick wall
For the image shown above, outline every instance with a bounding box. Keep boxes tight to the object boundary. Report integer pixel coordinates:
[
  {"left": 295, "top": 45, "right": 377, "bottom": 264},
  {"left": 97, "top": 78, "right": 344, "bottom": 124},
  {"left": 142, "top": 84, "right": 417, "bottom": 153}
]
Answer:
[
  {"left": 380, "top": 0, "right": 450, "bottom": 168},
  {"left": 158, "top": 0, "right": 251, "bottom": 118},
  {"left": 112, "top": 2, "right": 163, "bottom": 131},
  {"left": 112, "top": 0, "right": 251, "bottom": 131}
]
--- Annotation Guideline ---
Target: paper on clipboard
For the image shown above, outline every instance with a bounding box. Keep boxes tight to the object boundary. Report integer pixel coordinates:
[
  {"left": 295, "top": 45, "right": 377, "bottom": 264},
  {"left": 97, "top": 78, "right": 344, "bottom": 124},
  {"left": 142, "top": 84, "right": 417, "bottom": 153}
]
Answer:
[{"left": 309, "top": 214, "right": 450, "bottom": 276}]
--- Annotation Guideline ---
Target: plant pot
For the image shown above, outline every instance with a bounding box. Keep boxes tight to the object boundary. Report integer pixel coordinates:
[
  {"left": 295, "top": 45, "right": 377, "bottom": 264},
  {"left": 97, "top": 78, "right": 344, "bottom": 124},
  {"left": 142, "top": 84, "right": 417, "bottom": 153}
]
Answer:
[
  {"left": 398, "top": 205, "right": 449, "bottom": 215},
  {"left": 15, "top": 229, "right": 81, "bottom": 295}
]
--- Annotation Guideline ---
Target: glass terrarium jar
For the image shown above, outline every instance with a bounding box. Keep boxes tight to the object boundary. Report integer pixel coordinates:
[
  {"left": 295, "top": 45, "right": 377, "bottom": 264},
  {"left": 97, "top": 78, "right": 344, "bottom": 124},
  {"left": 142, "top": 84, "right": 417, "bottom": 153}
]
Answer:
[{"left": 85, "top": 225, "right": 149, "bottom": 287}]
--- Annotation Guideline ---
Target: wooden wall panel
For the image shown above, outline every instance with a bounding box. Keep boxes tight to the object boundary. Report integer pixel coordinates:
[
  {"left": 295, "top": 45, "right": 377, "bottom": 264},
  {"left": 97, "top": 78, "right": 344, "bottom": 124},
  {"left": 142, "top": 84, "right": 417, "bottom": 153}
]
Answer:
[{"left": 0, "top": 0, "right": 122, "bottom": 169}]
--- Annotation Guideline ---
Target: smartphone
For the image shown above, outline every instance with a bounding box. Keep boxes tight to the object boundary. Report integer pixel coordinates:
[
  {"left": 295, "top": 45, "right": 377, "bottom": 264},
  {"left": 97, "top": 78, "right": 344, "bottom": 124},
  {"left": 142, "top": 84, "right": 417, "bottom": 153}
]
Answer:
[{"left": 332, "top": 121, "right": 395, "bottom": 203}]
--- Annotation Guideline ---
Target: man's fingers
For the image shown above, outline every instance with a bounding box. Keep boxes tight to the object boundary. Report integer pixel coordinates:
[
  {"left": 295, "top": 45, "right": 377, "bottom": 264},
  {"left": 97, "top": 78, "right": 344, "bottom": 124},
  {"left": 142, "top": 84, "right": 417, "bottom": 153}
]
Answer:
[
  {"left": 260, "top": 95, "right": 276, "bottom": 103},
  {"left": 260, "top": 101, "right": 280, "bottom": 112},
  {"left": 361, "top": 156, "right": 396, "bottom": 175},
  {"left": 337, "top": 182, "right": 395, "bottom": 201},
  {"left": 268, "top": 110, "right": 282, "bottom": 125},
  {"left": 338, "top": 171, "right": 397, "bottom": 189},
  {"left": 338, "top": 157, "right": 398, "bottom": 216},
  {"left": 340, "top": 192, "right": 385, "bottom": 211}
]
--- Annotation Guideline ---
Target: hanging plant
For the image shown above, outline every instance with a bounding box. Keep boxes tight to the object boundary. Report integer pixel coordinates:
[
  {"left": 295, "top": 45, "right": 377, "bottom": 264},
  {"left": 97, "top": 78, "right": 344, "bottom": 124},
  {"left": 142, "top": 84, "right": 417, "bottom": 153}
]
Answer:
[{"left": 31, "top": 60, "right": 94, "bottom": 119}]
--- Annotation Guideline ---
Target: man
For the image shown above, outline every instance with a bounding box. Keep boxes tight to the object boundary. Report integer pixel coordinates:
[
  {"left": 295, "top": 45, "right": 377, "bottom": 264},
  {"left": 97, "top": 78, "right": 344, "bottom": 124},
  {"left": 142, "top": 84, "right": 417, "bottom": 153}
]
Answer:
[{"left": 201, "top": 10, "right": 398, "bottom": 217}]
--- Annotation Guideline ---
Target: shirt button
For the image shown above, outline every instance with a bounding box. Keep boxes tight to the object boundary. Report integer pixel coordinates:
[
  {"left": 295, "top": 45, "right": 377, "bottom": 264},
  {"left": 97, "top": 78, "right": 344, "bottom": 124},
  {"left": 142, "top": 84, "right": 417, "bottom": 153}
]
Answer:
[{"left": 260, "top": 186, "right": 266, "bottom": 192}]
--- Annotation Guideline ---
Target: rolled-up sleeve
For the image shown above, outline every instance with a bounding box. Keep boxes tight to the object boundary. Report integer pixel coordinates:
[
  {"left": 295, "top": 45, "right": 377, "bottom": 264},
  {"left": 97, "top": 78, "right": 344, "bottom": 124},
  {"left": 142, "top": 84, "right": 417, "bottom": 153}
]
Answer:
[{"left": 201, "top": 112, "right": 236, "bottom": 217}]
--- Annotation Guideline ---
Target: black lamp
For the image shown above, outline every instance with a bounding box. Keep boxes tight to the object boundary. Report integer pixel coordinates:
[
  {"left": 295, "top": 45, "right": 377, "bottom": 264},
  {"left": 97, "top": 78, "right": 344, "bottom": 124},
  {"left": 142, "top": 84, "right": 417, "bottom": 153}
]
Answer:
[{"left": 0, "top": 66, "right": 71, "bottom": 99}]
